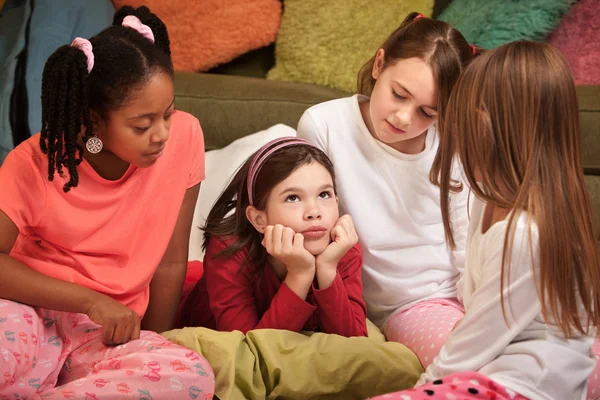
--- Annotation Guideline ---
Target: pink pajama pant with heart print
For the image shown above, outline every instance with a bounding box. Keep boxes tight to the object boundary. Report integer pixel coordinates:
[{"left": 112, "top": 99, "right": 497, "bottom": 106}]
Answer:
[
  {"left": 0, "top": 300, "right": 215, "bottom": 399},
  {"left": 384, "top": 298, "right": 600, "bottom": 400}
]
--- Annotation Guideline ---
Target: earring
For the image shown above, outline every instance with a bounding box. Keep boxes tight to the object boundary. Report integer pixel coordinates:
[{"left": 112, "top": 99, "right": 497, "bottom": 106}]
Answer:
[{"left": 85, "top": 134, "right": 103, "bottom": 154}]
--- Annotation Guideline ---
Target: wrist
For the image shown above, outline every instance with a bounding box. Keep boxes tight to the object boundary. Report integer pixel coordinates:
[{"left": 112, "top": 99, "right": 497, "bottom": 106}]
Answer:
[
  {"left": 315, "top": 267, "right": 337, "bottom": 290},
  {"left": 81, "top": 289, "right": 107, "bottom": 315}
]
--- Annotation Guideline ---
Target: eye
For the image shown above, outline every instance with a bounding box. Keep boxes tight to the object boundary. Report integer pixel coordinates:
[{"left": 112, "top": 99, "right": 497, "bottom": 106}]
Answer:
[
  {"left": 134, "top": 126, "right": 151, "bottom": 133},
  {"left": 286, "top": 194, "right": 300, "bottom": 202},
  {"left": 392, "top": 90, "right": 406, "bottom": 100},
  {"left": 165, "top": 112, "right": 174, "bottom": 121},
  {"left": 319, "top": 190, "right": 333, "bottom": 199},
  {"left": 420, "top": 109, "right": 436, "bottom": 119}
]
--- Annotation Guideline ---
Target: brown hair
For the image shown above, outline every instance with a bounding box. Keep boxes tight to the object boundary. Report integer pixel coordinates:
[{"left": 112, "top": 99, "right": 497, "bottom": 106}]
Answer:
[
  {"left": 203, "top": 144, "right": 337, "bottom": 273},
  {"left": 439, "top": 41, "right": 600, "bottom": 336},
  {"left": 357, "top": 12, "right": 483, "bottom": 204}
]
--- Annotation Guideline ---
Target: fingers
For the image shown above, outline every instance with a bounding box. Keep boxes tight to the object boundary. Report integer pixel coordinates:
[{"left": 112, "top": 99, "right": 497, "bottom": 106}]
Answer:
[
  {"left": 282, "top": 227, "right": 295, "bottom": 253},
  {"left": 330, "top": 224, "right": 346, "bottom": 243},
  {"left": 293, "top": 232, "right": 305, "bottom": 250},
  {"left": 339, "top": 214, "right": 358, "bottom": 242},
  {"left": 112, "top": 322, "right": 126, "bottom": 345},
  {"left": 271, "top": 224, "right": 284, "bottom": 255},
  {"left": 262, "top": 225, "right": 273, "bottom": 252},
  {"left": 103, "top": 323, "right": 115, "bottom": 346},
  {"left": 131, "top": 317, "right": 141, "bottom": 341},
  {"left": 120, "top": 322, "right": 134, "bottom": 345}
]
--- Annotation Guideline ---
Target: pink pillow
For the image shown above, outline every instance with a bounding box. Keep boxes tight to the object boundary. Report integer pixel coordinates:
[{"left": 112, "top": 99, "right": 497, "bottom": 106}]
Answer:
[
  {"left": 113, "top": 0, "right": 282, "bottom": 72},
  {"left": 548, "top": 0, "right": 600, "bottom": 85}
]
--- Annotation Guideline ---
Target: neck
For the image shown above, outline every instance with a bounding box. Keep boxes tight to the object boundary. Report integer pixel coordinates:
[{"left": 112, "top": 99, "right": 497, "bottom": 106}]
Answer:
[
  {"left": 481, "top": 202, "right": 511, "bottom": 235},
  {"left": 77, "top": 135, "right": 130, "bottom": 180},
  {"left": 83, "top": 151, "right": 131, "bottom": 180}
]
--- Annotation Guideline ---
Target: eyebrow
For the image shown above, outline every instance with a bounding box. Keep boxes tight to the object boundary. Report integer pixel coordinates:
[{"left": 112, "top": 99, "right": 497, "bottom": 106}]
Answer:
[
  {"left": 279, "top": 184, "right": 334, "bottom": 196},
  {"left": 127, "top": 97, "right": 175, "bottom": 120},
  {"left": 394, "top": 82, "right": 438, "bottom": 111}
]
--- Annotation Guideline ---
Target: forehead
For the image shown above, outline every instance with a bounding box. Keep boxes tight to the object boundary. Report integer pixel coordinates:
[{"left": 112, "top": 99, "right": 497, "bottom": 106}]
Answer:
[
  {"left": 384, "top": 57, "right": 438, "bottom": 106},
  {"left": 115, "top": 72, "right": 174, "bottom": 115},
  {"left": 274, "top": 162, "right": 333, "bottom": 190}
]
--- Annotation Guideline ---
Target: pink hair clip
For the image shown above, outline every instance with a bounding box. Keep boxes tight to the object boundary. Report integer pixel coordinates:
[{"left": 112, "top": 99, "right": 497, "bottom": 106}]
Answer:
[
  {"left": 71, "top": 37, "right": 94, "bottom": 73},
  {"left": 414, "top": 13, "right": 426, "bottom": 20},
  {"left": 469, "top": 44, "right": 476, "bottom": 55},
  {"left": 122, "top": 15, "right": 155, "bottom": 43}
]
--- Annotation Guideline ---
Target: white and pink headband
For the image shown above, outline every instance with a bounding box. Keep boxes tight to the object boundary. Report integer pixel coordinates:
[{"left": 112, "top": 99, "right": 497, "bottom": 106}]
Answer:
[
  {"left": 247, "top": 137, "right": 319, "bottom": 206},
  {"left": 70, "top": 15, "right": 155, "bottom": 73}
]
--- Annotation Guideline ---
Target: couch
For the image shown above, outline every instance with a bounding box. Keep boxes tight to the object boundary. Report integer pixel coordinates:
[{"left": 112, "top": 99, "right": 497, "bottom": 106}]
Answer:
[{"left": 172, "top": 70, "right": 600, "bottom": 247}]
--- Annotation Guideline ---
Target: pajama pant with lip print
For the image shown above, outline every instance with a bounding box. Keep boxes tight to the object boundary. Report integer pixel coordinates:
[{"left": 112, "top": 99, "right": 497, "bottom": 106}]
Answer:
[
  {"left": 383, "top": 298, "right": 600, "bottom": 400},
  {"left": 0, "top": 300, "right": 215, "bottom": 399},
  {"left": 367, "top": 371, "right": 529, "bottom": 400}
]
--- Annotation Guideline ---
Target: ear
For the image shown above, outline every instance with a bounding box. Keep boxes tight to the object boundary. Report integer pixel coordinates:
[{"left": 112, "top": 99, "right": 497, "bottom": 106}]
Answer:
[
  {"left": 335, "top": 195, "right": 340, "bottom": 206},
  {"left": 372, "top": 49, "right": 386, "bottom": 80},
  {"left": 89, "top": 110, "right": 102, "bottom": 136},
  {"left": 246, "top": 205, "right": 268, "bottom": 233}
]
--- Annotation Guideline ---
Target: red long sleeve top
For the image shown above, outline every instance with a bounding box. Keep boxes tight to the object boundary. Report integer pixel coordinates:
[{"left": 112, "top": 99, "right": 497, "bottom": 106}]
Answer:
[{"left": 182, "top": 237, "right": 368, "bottom": 337}]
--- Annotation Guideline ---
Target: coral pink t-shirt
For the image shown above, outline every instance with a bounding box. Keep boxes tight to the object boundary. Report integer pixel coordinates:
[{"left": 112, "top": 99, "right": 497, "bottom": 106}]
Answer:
[{"left": 0, "top": 111, "right": 204, "bottom": 317}]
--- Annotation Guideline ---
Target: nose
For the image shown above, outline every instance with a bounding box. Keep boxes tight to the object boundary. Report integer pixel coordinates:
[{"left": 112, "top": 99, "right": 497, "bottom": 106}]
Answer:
[
  {"left": 151, "top": 121, "right": 170, "bottom": 143},
  {"left": 304, "top": 200, "right": 322, "bottom": 220},
  {"left": 395, "top": 106, "right": 412, "bottom": 126}
]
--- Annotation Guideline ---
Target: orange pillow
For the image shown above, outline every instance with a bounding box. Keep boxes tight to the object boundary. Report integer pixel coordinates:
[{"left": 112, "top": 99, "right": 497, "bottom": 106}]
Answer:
[{"left": 113, "top": 0, "right": 282, "bottom": 72}]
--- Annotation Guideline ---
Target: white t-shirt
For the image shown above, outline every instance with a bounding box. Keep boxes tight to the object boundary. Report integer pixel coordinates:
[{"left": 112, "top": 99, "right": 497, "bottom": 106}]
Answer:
[
  {"left": 297, "top": 95, "right": 469, "bottom": 328},
  {"left": 417, "top": 196, "right": 596, "bottom": 400}
]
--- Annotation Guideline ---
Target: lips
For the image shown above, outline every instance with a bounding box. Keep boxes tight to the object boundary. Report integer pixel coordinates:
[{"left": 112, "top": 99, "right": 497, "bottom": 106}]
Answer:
[
  {"left": 385, "top": 120, "right": 406, "bottom": 134},
  {"left": 302, "top": 226, "right": 327, "bottom": 239},
  {"left": 145, "top": 146, "right": 165, "bottom": 159}
]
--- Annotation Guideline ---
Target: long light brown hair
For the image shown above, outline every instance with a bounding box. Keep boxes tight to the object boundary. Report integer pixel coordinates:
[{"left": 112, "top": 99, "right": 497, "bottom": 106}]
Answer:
[
  {"left": 357, "top": 12, "right": 483, "bottom": 198},
  {"left": 203, "top": 144, "right": 336, "bottom": 275},
  {"left": 439, "top": 41, "right": 600, "bottom": 336}
]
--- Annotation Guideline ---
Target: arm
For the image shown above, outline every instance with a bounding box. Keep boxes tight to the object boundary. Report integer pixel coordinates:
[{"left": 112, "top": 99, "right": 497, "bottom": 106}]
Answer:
[
  {"left": 0, "top": 210, "right": 139, "bottom": 344},
  {"left": 0, "top": 211, "right": 106, "bottom": 314},
  {"left": 449, "top": 164, "right": 470, "bottom": 276},
  {"left": 313, "top": 244, "right": 368, "bottom": 337},
  {"left": 205, "top": 239, "right": 315, "bottom": 334},
  {"left": 141, "top": 183, "right": 200, "bottom": 333},
  {"left": 417, "top": 225, "right": 541, "bottom": 385}
]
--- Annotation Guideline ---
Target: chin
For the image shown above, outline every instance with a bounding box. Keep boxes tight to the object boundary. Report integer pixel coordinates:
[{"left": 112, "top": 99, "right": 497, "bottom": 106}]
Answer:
[{"left": 304, "top": 240, "right": 330, "bottom": 256}]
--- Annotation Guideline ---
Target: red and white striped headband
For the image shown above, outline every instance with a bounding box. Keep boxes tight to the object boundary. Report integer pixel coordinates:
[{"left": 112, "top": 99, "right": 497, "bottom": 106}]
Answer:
[{"left": 247, "top": 137, "right": 318, "bottom": 206}]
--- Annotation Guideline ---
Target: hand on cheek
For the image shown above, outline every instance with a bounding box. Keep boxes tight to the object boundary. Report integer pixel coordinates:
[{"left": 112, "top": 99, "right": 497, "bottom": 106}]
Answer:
[
  {"left": 315, "top": 215, "right": 358, "bottom": 289},
  {"left": 262, "top": 224, "right": 315, "bottom": 299}
]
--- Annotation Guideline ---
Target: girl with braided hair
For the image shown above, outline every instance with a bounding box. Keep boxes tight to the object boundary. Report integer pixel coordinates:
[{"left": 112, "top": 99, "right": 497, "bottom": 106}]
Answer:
[{"left": 0, "top": 5, "right": 214, "bottom": 399}]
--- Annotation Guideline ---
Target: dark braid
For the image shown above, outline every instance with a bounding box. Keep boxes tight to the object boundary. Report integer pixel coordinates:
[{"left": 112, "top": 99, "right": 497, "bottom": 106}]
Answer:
[{"left": 40, "top": 6, "right": 172, "bottom": 192}]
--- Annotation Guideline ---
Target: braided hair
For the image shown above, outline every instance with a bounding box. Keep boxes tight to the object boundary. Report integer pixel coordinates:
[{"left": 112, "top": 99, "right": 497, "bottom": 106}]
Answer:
[{"left": 40, "top": 6, "right": 173, "bottom": 192}]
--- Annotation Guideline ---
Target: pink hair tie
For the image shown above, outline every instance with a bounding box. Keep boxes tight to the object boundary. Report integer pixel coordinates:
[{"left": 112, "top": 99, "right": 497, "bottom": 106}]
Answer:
[
  {"left": 470, "top": 44, "right": 476, "bottom": 56},
  {"left": 71, "top": 37, "right": 94, "bottom": 73},
  {"left": 122, "top": 15, "right": 155, "bottom": 43},
  {"left": 247, "top": 137, "right": 318, "bottom": 206},
  {"left": 414, "top": 13, "right": 426, "bottom": 20}
]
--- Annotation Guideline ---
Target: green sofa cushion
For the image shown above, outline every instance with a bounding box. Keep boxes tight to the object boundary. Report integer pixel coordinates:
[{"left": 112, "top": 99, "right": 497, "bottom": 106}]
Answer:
[{"left": 267, "top": 0, "right": 434, "bottom": 93}]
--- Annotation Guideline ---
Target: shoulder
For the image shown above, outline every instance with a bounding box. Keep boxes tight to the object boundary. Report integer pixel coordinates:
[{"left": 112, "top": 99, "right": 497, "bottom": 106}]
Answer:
[
  {"left": 170, "top": 111, "right": 202, "bottom": 139},
  {"left": 298, "top": 96, "right": 364, "bottom": 148},
  {"left": 205, "top": 236, "right": 251, "bottom": 264},
  {"left": 482, "top": 211, "right": 539, "bottom": 275},
  {"left": 1, "top": 135, "right": 47, "bottom": 180},
  {"left": 304, "top": 95, "right": 360, "bottom": 123}
]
